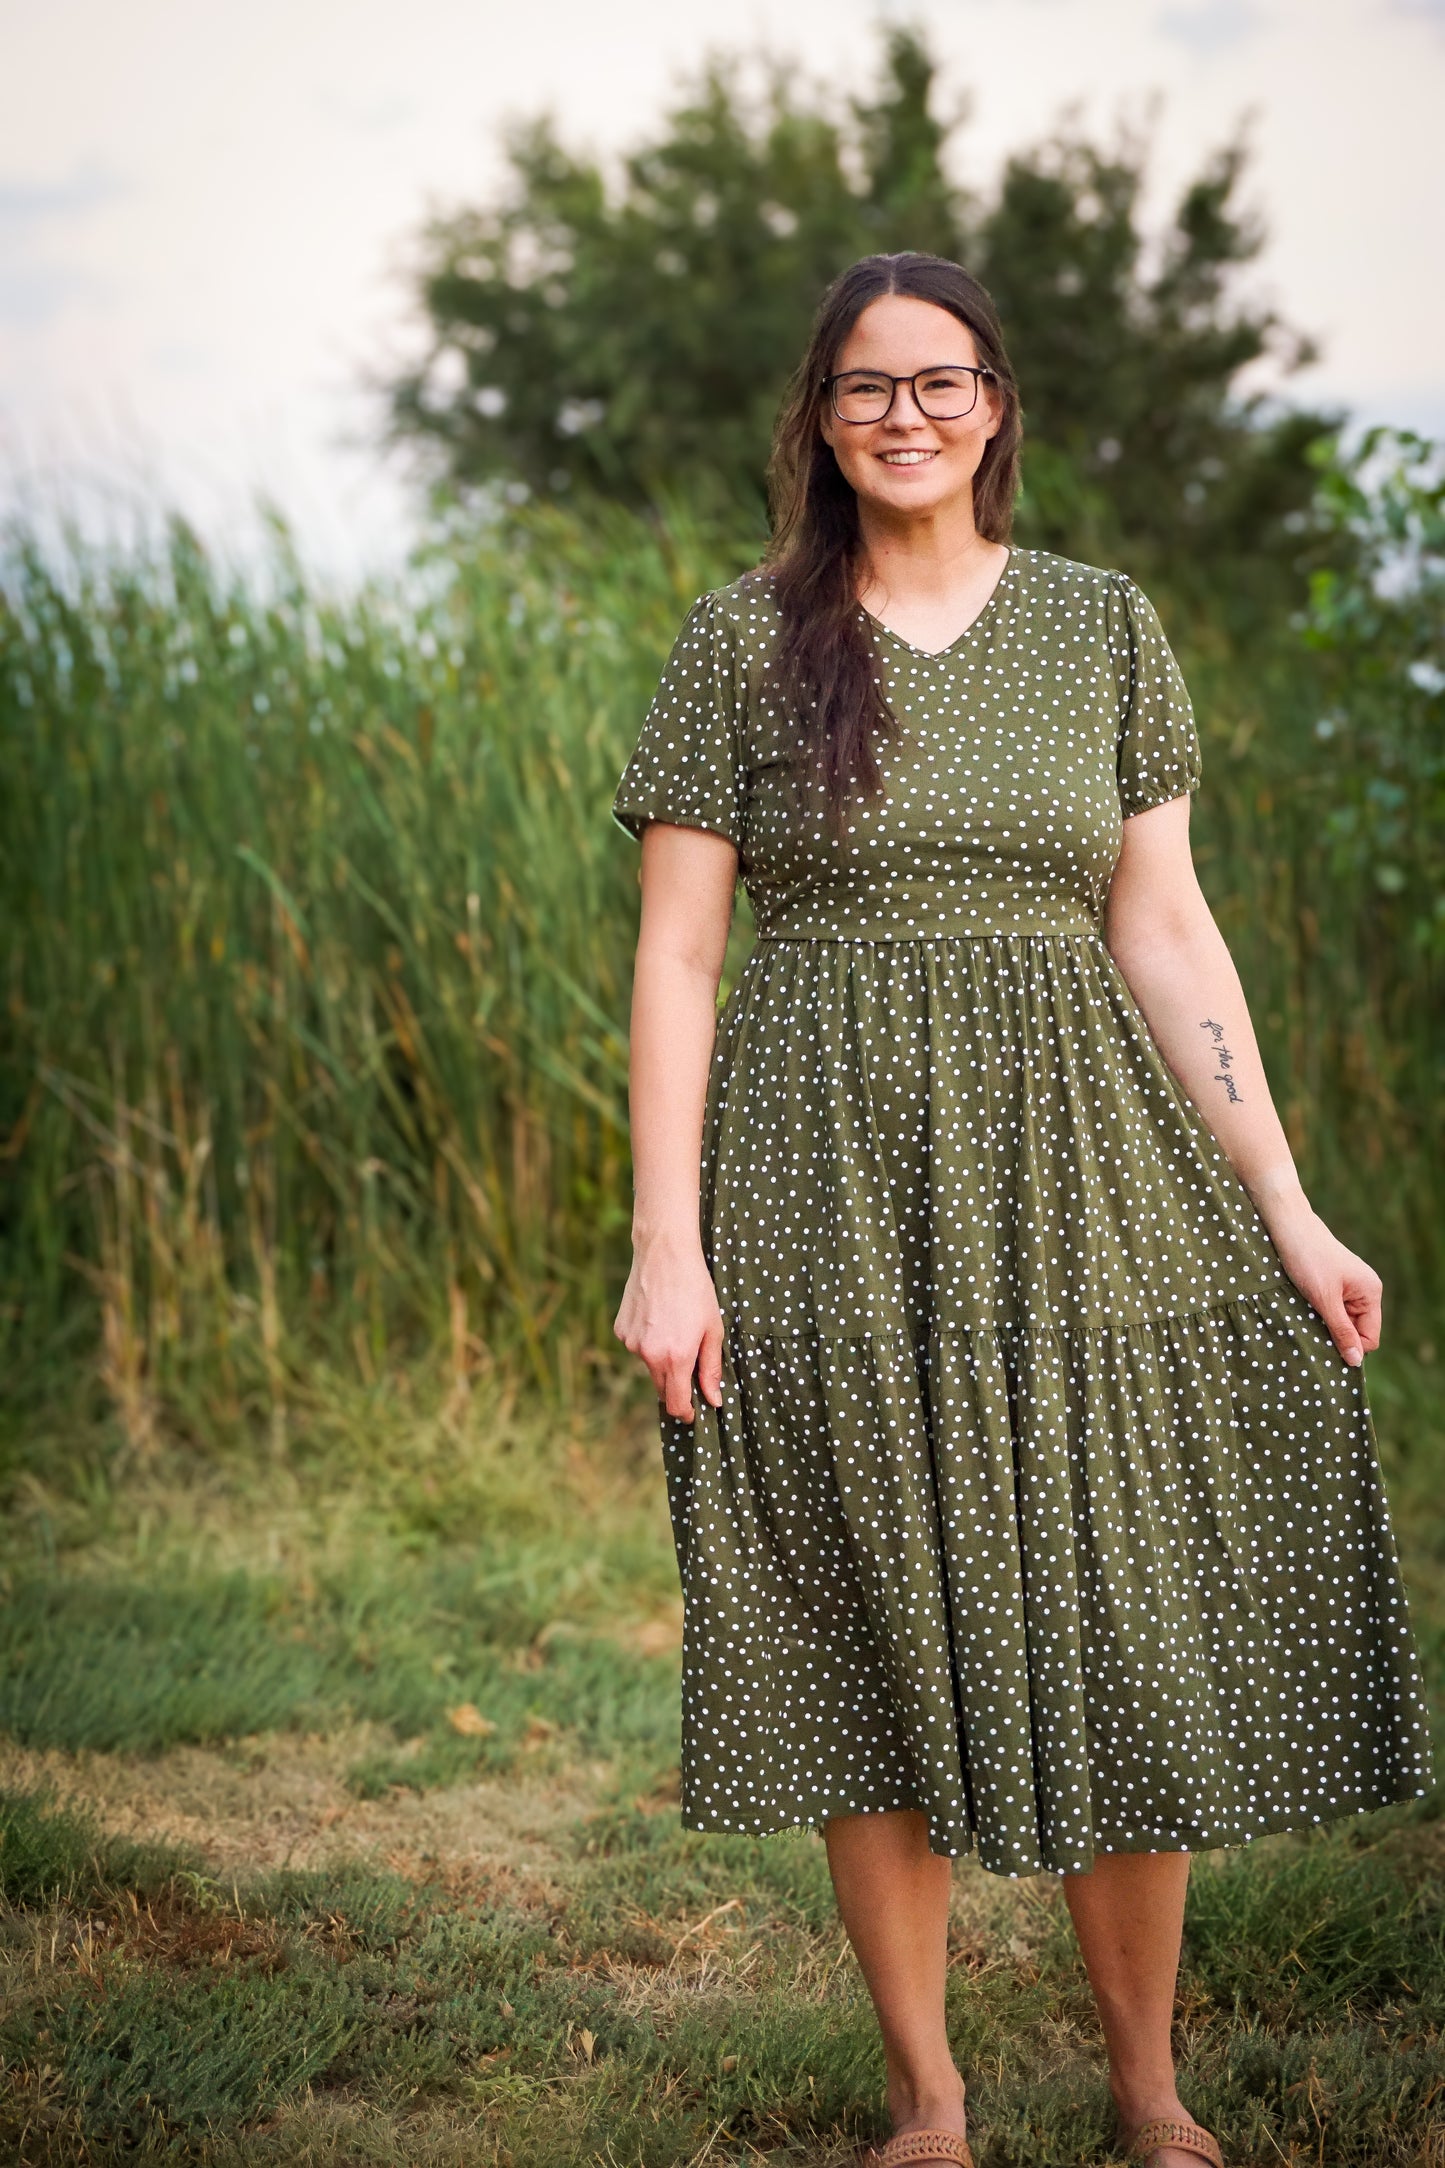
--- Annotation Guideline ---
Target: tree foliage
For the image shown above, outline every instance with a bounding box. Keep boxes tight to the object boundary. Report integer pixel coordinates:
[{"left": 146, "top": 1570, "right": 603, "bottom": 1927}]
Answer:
[
  {"left": 1298, "top": 427, "right": 1445, "bottom": 961},
  {"left": 380, "top": 21, "right": 1339, "bottom": 607}
]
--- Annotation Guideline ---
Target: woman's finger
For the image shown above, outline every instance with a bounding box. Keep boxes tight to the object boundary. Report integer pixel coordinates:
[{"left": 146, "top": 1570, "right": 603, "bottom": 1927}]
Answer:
[
  {"left": 695, "top": 1313, "right": 725, "bottom": 1408},
  {"left": 1342, "top": 1273, "right": 1383, "bottom": 1354},
  {"left": 1318, "top": 1289, "right": 1365, "bottom": 1366},
  {"left": 662, "top": 1351, "right": 700, "bottom": 1421}
]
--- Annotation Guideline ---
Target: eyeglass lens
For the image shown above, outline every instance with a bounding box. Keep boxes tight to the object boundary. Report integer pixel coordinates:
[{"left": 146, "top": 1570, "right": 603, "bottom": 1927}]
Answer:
[{"left": 832, "top": 368, "right": 982, "bottom": 421}]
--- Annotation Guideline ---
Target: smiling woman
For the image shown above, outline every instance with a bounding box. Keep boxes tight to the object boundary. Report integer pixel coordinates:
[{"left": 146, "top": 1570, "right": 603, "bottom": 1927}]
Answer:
[
  {"left": 755, "top": 265, "right": 1023, "bottom": 834},
  {"left": 608, "top": 251, "right": 1434, "bottom": 2168}
]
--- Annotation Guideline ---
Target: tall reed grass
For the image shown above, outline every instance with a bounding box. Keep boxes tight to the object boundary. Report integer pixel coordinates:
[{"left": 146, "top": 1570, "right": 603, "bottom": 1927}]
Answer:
[
  {"left": 1, "top": 483, "right": 1439, "bottom": 1455},
  {"left": 0, "top": 492, "right": 759, "bottom": 1446}
]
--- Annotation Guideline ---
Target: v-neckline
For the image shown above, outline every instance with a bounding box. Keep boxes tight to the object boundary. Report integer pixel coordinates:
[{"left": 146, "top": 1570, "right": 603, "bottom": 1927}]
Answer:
[{"left": 858, "top": 546, "right": 1022, "bottom": 659}]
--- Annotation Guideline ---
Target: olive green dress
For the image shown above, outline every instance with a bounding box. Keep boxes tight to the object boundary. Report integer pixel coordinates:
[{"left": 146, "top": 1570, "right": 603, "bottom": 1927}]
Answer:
[{"left": 610, "top": 546, "right": 1435, "bottom": 1878}]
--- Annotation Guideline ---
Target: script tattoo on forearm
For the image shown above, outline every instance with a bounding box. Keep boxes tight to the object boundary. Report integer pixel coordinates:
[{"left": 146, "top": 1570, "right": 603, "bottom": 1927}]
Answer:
[{"left": 1199, "top": 1017, "right": 1242, "bottom": 1103}]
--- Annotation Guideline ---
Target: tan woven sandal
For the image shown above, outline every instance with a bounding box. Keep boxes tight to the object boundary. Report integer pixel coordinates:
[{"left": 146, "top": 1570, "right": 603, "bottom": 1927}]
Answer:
[
  {"left": 860, "top": 2130, "right": 975, "bottom": 2167},
  {"left": 1119, "top": 2116, "right": 1225, "bottom": 2168}
]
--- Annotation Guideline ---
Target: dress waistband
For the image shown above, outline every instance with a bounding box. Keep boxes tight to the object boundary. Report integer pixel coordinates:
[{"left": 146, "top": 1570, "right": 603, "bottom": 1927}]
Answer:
[
  {"left": 748, "top": 877, "right": 1100, "bottom": 943},
  {"left": 753, "top": 906, "right": 1101, "bottom": 943}
]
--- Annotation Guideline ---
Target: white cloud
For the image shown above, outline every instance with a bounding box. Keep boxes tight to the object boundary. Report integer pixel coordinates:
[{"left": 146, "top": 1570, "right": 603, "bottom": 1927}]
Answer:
[
  {"left": 0, "top": 261, "right": 114, "bottom": 326},
  {"left": 0, "top": 158, "right": 127, "bottom": 325},
  {"left": 1156, "top": 1, "right": 1265, "bottom": 55},
  {"left": 0, "top": 158, "right": 127, "bottom": 224}
]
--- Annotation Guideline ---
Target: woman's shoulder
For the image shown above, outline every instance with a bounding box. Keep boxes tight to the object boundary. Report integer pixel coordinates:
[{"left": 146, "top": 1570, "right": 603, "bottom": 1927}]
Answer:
[
  {"left": 695, "top": 567, "right": 783, "bottom": 630},
  {"left": 1010, "top": 545, "right": 1134, "bottom": 601},
  {"left": 670, "top": 570, "right": 783, "bottom": 669}
]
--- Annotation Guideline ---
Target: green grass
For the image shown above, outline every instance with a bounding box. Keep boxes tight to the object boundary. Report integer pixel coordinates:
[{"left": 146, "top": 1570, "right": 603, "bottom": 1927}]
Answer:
[
  {"left": 0, "top": 1356, "right": 684, "bottom": 1805},
  {"left": 0, "top": 490, "right": 767, "bottom": 1428},
  {"left": 0, "top": 1343, "right": 1439, "bottom": 2165},
  {"left": 0, "top": 1561, "right": 680, "bottom": 1789},
  {"left": 0, "top": 1786, "right": 184, "bottom": 1911},
  {"left": 1, "top": 1790, "right": 1440, "bottom": 2163}
]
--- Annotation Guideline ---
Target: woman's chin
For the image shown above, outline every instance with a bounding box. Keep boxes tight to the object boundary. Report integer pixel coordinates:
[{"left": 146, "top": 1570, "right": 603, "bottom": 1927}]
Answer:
[{"left": 859, "top": 473, "right": 963, "bottom": 518}]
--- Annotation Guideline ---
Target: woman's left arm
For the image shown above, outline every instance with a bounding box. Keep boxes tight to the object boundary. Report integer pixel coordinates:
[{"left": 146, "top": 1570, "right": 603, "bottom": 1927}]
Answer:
[{"left": 1103, "top": 793, "right": 1381, "bottom": 1367}]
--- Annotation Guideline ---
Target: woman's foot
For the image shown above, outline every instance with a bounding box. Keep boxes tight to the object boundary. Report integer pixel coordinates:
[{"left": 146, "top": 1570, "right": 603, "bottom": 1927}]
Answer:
[
  {"left": 1112, "top": 2083, "right": 1218, "bottom": 2167},
  {"left": 877, "top": 2071, "right": 970, "bottom": 2164}
]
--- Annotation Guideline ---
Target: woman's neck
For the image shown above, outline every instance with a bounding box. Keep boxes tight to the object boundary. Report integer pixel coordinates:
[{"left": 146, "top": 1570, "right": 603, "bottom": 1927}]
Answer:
[
  {"left": 854, "top": 496, "right": 1001, "bottom": 597},
  {"left": 852, "top": 501, "right": 1009, "bottom": 638}
]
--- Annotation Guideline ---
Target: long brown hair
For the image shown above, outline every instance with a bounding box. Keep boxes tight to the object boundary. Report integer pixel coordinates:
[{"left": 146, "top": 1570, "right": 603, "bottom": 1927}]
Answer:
[{"left": 751, "top": 253, "right": 1022, "bottom": 837}]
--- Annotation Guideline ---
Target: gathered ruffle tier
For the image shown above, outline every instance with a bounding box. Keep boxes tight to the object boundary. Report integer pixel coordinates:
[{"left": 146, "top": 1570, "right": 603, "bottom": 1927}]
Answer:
[{"left": 656, "top": 929, "right": 1435, "bottom": 1875}]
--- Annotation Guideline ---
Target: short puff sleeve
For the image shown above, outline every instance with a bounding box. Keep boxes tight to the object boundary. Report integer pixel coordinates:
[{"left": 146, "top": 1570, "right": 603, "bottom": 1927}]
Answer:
[
  {"left": 1110, "top": 572, "right": 1202, "bottom": 817},
  {"left": 610, "top": 590, "right": 746, "bottom": 846}
]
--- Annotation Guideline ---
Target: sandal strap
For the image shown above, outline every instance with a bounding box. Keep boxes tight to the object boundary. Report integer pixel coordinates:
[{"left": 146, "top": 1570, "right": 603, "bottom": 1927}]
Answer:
[
  {"left": 1127, "top": 2119, "right": 1224, "bottom": 2168},
  {"left": 870, "top": 2135, "right": 975, "bottom": 2168}
]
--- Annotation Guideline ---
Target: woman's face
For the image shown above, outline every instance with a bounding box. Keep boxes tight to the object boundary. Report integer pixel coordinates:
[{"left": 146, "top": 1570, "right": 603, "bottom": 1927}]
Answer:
[{"left": 818, "top": 293, "right": 1003, "bottom": 523}]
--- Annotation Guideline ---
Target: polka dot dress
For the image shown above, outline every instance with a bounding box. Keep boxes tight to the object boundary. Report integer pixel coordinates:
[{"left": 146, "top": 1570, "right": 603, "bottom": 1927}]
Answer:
[{"left": 611, "top": 546, "right": 1435, "bottom": 1878}]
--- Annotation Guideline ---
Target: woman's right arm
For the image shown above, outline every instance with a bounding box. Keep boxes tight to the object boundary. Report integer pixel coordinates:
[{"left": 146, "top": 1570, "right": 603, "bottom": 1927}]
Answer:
[{"left": 613, "top": 819, "right": 740, "bottom": 1419}]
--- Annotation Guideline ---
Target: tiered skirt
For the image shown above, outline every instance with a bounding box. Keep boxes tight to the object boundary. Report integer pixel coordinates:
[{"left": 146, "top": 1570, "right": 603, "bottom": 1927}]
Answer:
[{"left": 658, "top": 931, "right": 1434, "bottom": 1876}]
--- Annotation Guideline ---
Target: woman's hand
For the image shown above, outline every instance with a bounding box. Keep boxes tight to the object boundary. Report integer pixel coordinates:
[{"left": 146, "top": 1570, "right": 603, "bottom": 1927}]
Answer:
[
  {"left": 1261, "top": 1196, "right": 1383, "bottom": 1367},
  {"left": 614, "top": 1232, "right": 726, "bottom": 1420}
]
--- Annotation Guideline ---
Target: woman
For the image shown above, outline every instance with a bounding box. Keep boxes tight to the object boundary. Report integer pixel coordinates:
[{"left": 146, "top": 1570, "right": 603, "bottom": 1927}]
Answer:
[{"left": 609, "top": 253, "right": 1433, "bottom": 2168}]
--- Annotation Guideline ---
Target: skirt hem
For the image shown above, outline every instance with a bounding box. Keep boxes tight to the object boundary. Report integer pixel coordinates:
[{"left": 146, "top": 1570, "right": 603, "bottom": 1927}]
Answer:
[{"left": 673, "top": 1775, "right": 1436, "bottom": 1880}]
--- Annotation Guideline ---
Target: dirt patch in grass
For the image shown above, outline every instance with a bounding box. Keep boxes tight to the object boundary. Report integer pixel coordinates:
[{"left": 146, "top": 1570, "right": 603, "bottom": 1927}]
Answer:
[{"left": 0, "top": 1729, "right": 608, "bottom": 1901}]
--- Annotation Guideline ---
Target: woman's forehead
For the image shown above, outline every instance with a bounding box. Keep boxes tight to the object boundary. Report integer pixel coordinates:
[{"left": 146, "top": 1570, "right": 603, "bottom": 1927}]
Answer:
[{"left": 833, "top": 294, "right": 977, "bottom": 370}]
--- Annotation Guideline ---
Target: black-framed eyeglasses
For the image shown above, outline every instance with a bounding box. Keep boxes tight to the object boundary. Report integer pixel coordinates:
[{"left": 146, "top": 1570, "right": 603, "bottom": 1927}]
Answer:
[{"left": 823, "top": 364, "right": 998, "bottom": 423}]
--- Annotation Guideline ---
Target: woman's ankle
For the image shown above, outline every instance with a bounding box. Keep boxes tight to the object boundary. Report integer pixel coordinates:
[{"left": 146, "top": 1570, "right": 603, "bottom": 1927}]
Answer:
[
  {"left": 884, "top": 2058, "right": 967, "bottom": 2130},
  {"left": 1108, "top": 2071, "right": 1190, "bottom": 2129}
]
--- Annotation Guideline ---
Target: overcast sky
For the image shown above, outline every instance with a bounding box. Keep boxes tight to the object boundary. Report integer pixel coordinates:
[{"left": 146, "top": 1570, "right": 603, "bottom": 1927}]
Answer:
[{"left": 2, "top": 0, "right": 1441, "bottom": 585}]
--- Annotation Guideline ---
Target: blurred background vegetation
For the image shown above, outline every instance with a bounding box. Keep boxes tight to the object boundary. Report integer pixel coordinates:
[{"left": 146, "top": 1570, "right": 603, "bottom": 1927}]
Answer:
[{"left": 2, "top": 23, "right": 1440, "bottom": 1449}]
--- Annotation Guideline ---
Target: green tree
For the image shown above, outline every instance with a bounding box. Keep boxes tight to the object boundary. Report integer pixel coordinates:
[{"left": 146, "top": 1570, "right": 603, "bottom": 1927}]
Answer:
[
  {"left": 378, "top": 19, "right": 1337, "bottom": 610},
  {"left": 381, "top": 27, "right": 955, "bottom": 511},
  {"left": 974, "top": 128, "right": 1335, "bottom": 608}
]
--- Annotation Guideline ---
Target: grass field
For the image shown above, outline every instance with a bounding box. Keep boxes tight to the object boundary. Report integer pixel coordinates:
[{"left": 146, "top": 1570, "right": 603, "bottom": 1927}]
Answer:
[{"left": 0, "top": 1338, "right": 1440, "bottom": 2166}]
